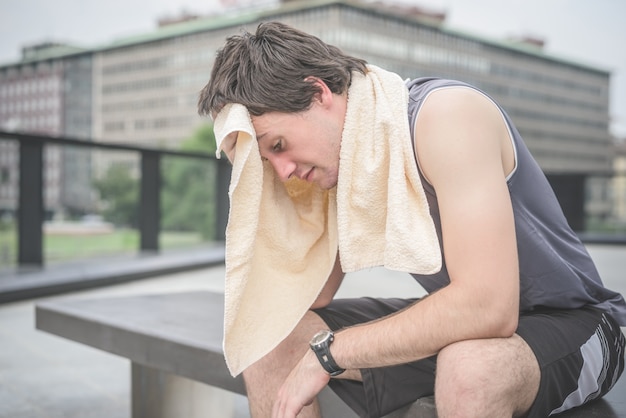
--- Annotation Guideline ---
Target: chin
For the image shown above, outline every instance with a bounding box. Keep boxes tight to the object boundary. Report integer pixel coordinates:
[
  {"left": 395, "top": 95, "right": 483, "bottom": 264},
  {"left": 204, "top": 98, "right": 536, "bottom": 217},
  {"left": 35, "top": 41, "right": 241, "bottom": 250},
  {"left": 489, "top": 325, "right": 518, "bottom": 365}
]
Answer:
[
  {"left": 313, "top": 170, "right": 338, "bottom": 190},
  {"left": 319, "top": 179, "right": 338, "bottom": 190}
]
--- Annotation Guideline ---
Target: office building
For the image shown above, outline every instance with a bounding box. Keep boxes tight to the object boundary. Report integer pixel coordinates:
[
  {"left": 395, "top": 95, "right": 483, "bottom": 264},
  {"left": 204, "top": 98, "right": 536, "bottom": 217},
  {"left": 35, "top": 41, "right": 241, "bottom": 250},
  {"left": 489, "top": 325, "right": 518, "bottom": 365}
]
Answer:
[
  {"left": 0, "top": 0, "right": 615, "bottom": 225},
  {"left": 0, "top": 42, "right": 95, "bottom": 217}
]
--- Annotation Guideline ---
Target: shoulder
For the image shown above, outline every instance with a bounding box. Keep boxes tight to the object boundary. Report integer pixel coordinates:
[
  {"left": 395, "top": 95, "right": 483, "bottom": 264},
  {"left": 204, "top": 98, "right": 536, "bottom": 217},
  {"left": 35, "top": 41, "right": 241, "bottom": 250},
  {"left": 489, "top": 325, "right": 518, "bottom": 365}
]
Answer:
[
  {"left": 417, "top": 85, "right": 503, "bottom": 130},
  {"left": 413, "top": 86, "right": 510, "bottom": 186}
]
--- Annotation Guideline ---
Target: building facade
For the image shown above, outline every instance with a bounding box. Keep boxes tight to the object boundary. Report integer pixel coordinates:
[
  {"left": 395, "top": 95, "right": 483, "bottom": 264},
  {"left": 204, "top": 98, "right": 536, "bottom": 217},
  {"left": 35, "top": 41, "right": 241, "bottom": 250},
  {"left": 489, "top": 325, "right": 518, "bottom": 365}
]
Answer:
[
  {"left": 613, "top": 140, "right": 626, "bottom": 226},
  {"left": 0, "top": 46, "right": 67, "bottom": 217},
  {"left": 0, "top": 44, "right": 95, "bottom": 218},
  {"left": 0, "top": 0, "right": 615, "bottom": 224},
  {"left": 93, "top": 0, "right": 612, "bottom": 172}
]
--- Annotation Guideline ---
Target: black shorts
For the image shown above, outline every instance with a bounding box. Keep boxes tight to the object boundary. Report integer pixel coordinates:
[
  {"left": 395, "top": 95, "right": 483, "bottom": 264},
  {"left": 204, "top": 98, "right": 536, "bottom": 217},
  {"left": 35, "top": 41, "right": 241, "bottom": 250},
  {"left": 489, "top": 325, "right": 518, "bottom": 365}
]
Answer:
[{"left": 314, "top": 298, "right": 625, "bottom": 418}]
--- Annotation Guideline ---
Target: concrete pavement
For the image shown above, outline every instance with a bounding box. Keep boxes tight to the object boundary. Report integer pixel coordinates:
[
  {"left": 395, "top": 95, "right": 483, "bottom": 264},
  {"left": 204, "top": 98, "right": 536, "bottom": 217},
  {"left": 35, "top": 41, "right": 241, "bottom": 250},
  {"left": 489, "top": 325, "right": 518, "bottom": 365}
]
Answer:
[{"left": 0, "top": 244, "right": 624, "bottom": 418}]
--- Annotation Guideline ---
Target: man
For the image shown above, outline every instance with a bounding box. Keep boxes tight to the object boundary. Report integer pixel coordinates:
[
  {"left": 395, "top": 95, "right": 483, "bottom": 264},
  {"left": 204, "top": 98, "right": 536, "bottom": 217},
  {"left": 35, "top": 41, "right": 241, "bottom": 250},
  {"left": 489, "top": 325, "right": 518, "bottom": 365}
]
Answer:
[{"left": 198, "top": 22, "right": 626, "bottom": 418}]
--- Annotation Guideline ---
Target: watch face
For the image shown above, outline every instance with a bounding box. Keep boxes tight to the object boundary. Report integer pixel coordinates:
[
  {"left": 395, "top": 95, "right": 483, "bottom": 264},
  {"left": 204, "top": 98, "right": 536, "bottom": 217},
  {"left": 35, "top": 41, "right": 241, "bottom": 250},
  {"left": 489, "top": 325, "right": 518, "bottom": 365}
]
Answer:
[{"left": 311, "top": 330, "right": 331, "bottom": 345}]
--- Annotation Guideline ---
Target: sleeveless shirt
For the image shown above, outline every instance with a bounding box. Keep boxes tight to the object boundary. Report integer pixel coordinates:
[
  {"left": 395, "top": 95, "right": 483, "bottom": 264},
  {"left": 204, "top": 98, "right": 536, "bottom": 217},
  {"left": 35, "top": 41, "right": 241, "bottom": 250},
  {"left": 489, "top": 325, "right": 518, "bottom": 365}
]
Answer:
[{"left": 406, "top": 77, "right": 626, "bottom": 325}]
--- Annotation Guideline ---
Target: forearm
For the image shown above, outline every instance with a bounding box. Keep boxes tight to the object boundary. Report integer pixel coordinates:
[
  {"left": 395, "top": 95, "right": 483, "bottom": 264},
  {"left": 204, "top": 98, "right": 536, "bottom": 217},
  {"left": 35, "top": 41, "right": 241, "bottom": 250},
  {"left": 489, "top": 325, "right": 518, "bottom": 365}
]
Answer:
[
  {"left": 331, "top": 281, "right": 518, "bottom": 370},
  {"left": 310, "top": 252, "right": 344, "bottom": 309}
]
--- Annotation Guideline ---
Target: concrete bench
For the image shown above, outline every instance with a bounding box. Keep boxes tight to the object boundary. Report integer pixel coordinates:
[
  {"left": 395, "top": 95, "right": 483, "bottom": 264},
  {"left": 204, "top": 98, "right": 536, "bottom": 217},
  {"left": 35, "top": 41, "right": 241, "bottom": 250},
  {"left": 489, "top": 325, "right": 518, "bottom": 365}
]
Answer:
[{"left": 35, "top": 291, "right": 626, "bottom": 417}]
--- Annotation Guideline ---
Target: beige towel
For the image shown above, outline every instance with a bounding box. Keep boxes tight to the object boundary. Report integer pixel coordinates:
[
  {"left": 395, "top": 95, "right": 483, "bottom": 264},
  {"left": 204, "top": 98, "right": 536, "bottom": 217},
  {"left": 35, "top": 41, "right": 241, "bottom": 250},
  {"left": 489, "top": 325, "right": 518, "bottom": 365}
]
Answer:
[
  {"left": 337, "top": 67, "right": 441, "bottom": 273},
  {"left": 213, "top": 65, "right": 440, "bottom": 377},
  {"left": 214, "top": 103, "right": 338, "bottom": 377}
]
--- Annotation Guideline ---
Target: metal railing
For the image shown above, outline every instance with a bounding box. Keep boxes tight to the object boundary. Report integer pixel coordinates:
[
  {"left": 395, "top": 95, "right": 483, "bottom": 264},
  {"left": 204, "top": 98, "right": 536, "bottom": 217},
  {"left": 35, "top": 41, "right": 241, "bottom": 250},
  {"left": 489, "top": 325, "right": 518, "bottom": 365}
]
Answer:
[
  {"left": 0, "top": 130, "right": 230, "bottom": 267},
  {"left": 1, "top": 130, "right": 625, "bottom": 268}
]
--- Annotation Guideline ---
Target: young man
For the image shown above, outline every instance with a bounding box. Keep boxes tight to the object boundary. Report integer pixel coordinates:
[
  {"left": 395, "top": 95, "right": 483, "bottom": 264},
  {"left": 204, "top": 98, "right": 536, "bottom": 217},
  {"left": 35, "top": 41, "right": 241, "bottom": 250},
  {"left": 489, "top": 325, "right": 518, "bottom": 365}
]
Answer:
[{"left": 198, "top": 22, "right": 626, "bottom": 418}]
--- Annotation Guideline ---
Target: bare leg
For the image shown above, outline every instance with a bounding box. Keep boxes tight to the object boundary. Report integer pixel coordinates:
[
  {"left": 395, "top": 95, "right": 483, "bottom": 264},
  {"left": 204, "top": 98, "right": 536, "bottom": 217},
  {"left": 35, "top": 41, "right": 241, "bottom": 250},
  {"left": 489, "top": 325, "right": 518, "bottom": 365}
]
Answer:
[
  {"left": 244, "top": 311, "right": 329, "bottom": 418},
  {"left": 435, "top": 334, "right": 540, "bottom": 418}
]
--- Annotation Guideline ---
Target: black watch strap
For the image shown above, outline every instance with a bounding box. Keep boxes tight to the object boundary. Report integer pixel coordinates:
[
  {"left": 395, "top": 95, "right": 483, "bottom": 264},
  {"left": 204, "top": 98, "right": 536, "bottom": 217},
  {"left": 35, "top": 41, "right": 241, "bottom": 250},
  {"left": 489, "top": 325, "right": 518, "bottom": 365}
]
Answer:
[{"left": 310, "top": 330, "right": 345, "bottom": 376}]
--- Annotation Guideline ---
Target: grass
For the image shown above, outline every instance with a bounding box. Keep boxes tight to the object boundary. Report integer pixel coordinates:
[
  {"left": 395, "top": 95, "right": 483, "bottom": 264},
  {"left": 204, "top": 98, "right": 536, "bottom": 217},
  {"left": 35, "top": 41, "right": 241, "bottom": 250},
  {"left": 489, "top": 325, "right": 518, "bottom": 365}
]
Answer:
[
  {"left": 0, "top": 223, "right": 208, "bottom": 268},
  {"left": 44, "top": 229, "right": 140, "bottom": 261}
]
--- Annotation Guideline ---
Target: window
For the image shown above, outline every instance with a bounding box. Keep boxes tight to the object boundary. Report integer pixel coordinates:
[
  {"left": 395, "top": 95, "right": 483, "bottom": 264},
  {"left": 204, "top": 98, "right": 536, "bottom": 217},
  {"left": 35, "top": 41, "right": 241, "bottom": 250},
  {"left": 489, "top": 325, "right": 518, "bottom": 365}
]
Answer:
[{"left": 0, "top": 167, "right": 9, "bottom": 184}]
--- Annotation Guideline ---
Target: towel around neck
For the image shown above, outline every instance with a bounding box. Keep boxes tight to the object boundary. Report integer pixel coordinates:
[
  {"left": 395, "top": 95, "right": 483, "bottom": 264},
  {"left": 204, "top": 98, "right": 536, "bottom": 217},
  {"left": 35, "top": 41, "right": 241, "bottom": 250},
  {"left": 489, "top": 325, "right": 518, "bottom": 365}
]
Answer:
[{"left": 213, "top": 64, "right": 440, "bottom": 377}]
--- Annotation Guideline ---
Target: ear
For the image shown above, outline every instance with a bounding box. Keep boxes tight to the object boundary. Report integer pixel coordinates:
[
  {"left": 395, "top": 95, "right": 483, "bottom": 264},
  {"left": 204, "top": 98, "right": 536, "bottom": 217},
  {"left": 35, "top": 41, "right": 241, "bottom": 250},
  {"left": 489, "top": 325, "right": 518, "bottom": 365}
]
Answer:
[{"left": 305, "top": 76, "right": 333, "bottom": 107}]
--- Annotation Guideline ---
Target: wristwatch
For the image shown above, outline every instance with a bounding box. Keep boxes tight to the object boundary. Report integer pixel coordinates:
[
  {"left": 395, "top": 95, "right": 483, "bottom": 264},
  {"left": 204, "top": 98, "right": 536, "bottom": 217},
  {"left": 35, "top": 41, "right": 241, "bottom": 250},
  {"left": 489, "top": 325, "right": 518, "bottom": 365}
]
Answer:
[{"left": 309, "top": 330, "right": 345, "bottom": 376}]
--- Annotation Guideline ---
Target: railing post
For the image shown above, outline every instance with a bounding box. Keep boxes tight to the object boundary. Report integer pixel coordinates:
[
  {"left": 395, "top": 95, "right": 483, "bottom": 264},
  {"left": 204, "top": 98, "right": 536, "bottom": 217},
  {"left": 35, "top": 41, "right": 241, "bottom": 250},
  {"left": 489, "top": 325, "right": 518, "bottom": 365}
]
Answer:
[
  {"left": 546, "top": 173, "right": 586, "bottom": 232},
  {"left": 18, "top": 141, "right": 44, "bottom": 266},
  {"left": 140, "top": 151, "right": 160, "bottom": 252},
  {"left": 215, "top": 158, "right": 231, "bottom": 241}
]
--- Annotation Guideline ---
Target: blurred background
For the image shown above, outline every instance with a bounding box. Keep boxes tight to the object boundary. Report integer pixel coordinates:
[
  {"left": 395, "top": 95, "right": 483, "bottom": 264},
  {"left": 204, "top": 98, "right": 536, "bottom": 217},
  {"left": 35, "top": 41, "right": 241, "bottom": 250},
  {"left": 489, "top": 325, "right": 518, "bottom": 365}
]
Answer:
[
  {"left": 0, "top": 0, "right": 625, "bottom": 267},
  {"left": 0, "top": 1, "right": 625, "bottom": 417}
]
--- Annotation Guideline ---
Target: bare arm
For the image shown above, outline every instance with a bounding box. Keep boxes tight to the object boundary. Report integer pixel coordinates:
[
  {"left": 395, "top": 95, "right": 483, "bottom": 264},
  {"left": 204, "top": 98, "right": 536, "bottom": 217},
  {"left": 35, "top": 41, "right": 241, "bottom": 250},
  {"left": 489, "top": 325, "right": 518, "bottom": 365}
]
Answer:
[
  {"left": 272, "top": 87, "right": 520, "bottom": 417},
  {"left": 332, "top": 86, "right": 519, "bottom": 368},
  {"left": 310, "top": 251, "right": 345, "bottom": 309}
]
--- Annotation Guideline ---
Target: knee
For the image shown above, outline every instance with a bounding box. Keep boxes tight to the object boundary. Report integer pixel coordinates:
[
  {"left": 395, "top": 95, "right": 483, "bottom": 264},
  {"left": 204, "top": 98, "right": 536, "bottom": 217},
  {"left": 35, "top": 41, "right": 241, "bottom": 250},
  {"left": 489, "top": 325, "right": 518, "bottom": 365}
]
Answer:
[
  {"left": 435, "top": 341, "right": 493, "bottom": 417},
  {"left": 434, "top": 336, "right": 539, "bottom": 418},
  {"left": 436, "top": 339, "right": 520, "bottom": 418}
]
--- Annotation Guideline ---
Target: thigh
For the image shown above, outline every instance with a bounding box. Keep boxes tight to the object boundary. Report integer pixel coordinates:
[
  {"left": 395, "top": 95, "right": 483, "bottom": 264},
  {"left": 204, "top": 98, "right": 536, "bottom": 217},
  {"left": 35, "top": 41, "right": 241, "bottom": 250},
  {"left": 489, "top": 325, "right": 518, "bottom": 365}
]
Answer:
[
  {"left": 315, "top": 300, "right": 626, "bottom": 418},
  {"left": 517, "top": 306, "right": 625, "bottom": 417},
  {"left": 315, "top": 297, "right": 437, "bottom": 418}
]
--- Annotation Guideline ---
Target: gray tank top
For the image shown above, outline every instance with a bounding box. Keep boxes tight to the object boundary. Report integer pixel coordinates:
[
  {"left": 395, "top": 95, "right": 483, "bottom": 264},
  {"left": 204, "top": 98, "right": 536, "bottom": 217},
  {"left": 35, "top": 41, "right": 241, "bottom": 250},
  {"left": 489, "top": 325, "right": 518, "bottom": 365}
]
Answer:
[{"left": 406, "top": 77, "right": 626, "bottom": 324}]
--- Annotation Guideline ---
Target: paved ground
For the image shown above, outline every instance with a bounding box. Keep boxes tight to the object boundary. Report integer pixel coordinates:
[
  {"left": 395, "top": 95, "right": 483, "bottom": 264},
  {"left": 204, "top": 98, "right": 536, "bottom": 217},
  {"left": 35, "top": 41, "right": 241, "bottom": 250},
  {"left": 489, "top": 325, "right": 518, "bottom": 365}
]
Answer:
[{"left": 0, "top": 244, "right": 624, "bottom": 418}]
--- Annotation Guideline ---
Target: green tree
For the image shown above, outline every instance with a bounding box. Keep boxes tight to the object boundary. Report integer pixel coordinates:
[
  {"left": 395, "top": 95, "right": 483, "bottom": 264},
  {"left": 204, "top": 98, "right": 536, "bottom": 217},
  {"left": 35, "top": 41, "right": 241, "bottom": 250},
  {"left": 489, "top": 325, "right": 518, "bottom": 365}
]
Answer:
[
  {"left": 93, "top": 164, "right": 139, "bottom": 227},
  {"left": 162, "top": 123, "right": 217, "bottom": 239},
  {"left": 179, "top": 123, "right": 217, "bottom": 154}
]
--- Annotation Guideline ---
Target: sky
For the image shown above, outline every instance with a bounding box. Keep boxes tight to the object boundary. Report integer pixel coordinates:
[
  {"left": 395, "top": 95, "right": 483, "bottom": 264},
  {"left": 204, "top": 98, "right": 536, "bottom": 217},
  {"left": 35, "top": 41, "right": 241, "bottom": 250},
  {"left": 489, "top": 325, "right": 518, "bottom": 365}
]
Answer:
[{"left": 0, "top": 0, "right": 624, "bottom": 137}]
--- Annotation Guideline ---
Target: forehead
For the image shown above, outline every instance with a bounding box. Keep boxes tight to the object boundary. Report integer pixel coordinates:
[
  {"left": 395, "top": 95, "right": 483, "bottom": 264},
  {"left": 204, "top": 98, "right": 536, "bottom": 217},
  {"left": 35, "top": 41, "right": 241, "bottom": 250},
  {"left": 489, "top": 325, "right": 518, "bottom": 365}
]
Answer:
[
  {"left": 252, "top": 112, "right": 285, "bottom": 130},
  {"left": 251, "top": 111, "right": 305, "bottom": 138}
]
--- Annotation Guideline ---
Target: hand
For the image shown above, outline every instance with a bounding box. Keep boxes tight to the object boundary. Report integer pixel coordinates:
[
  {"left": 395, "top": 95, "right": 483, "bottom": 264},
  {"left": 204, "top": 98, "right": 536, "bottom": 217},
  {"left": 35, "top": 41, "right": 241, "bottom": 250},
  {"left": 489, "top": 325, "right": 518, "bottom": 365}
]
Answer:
[{"left": 271, "top": 350, "right": 331, "bottom": 418}]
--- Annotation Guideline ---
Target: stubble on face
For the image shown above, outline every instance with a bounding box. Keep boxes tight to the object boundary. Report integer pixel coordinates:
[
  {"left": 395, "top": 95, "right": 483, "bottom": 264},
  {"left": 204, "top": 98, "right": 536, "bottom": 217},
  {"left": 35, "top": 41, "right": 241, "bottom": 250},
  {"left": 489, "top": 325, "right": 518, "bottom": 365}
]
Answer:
[
  {"left": 251, "top": 90, "right": 346, "bottom": 190},
  {"left": 308, "top": 105, "right": 343, "bottom": 190}
]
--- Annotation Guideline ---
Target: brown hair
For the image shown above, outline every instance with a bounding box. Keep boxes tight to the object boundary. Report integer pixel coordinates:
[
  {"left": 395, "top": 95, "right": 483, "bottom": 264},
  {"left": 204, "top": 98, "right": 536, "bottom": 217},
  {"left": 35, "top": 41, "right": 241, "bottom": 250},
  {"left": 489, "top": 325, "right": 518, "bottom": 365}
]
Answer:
[{"left": 198, "top": 21, "right": 367, "bottom": 117}]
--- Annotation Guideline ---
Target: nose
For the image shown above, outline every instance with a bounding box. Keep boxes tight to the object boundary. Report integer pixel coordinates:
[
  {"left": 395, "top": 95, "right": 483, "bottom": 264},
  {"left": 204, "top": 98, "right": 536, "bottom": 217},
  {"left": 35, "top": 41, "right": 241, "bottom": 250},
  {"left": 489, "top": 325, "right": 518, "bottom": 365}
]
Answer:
[{"left": 266, "top": 154, "right": 296, "bottom": 182}]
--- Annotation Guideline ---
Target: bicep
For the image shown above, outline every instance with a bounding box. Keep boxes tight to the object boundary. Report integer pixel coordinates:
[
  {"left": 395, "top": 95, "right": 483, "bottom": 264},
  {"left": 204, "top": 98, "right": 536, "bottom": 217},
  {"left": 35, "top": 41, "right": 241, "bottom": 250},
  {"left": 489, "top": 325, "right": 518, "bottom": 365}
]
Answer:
[{"left": 414, "top": 88, "right": 518, "bottom": 309}]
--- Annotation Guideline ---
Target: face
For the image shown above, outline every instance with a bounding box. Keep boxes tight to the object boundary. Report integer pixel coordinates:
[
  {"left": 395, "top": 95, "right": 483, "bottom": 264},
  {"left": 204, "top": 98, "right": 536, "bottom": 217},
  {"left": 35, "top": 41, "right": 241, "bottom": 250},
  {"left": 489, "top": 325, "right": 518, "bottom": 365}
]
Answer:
[{"left": 251, "top": 97, "right": 344, "bottom": 190}]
